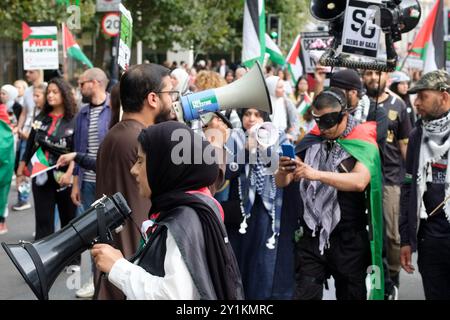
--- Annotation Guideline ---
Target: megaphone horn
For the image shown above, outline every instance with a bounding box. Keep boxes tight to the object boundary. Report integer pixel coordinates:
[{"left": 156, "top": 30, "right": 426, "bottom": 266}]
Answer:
[
  {"left": 172, "top": 61, "right": 272, "bottom": 123},
  {"left": 1, "top": 193, "right": 131, "bottom": 300},
  {"left": 310, "top": 0, "right": 346, "bottom": 21}
]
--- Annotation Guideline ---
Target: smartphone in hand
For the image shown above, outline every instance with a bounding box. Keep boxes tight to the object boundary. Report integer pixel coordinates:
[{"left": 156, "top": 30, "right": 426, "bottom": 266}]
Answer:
[{"left": 281, "top": 144, "right": 296, "bottom": 159}]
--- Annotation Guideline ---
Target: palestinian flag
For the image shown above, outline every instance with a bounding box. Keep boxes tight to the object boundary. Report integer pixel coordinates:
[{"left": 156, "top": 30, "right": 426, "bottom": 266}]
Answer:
[
  {"left": 0, "top": 120, "right": 14, "bottom": 219},
  {"left": 30, "top": 148, "right": 52, "bottom": 178},
  {"left": 22, "top": 22, "right": 57, "bottom": 43},
  {"left": 409, "top": 0, "right": 444, "bottom": 73},
  {"left": 62, "top": 23, "right": 94, "bottom": 68},
  {"left": 242, "top": 0, "right": 266, "bottom": 68},
  {"left": 299, "top": 121, "right": 385, "bottom": 300},
  {"left": 298, "top": 94, "right": 313, "bottom": 116},
  {"left": 286, "top": 35, "right": 304, "bottom": 86},
  {"left": 265, "top": 33, "right": 285, "bottom": 66}
]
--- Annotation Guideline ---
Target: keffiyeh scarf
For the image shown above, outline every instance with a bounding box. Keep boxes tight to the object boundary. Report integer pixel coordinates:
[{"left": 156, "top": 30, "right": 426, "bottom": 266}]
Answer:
[
  {"left": 300, "top": 115, "right": 357, "bottom": 254},
  {"left": 417, "top": 112, "right": 450, "bottom": 224}
]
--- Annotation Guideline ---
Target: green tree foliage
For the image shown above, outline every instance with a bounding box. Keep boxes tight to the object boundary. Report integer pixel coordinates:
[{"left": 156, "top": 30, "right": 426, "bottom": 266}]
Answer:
[
  {"left": 0, "top": 0, "right": 97, "bottom": 40},
  {"left": 121, "top": 0, "right": 310, "bottom": 56},
  {"left": 0, "top": 0, "right": 309, "bottom": 57}
]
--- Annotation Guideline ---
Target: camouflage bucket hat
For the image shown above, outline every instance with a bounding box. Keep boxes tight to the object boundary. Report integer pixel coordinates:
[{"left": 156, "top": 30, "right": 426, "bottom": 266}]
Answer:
[{"left": 408, "top": 70, "right": 450, "bottom": 94}]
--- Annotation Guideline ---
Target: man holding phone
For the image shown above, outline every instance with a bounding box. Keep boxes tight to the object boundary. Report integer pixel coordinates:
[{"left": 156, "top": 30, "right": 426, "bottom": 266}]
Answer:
[{"left": 276, "top": 88, "right": 384, "bottom": 300}]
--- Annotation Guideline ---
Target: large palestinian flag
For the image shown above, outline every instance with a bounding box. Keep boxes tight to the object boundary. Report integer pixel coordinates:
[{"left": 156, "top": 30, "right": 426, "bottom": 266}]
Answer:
[
  {"left": 409, "top": 0, "right": 444, "bottom": 73},
  {"left": 242, "top": 0, "right": 266, "bottom": 68},
  {"left": 299, "top": 121, "right": 384, "bottom": 300}
]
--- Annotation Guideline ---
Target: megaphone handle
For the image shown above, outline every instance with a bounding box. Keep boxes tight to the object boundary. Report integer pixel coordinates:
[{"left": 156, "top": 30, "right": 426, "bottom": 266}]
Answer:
[
  {"left": 23, "top": 243, "right": 49, "bottom": 300},
  {"left": 96, "top": 205, "right": 109, "bottom": 244}
]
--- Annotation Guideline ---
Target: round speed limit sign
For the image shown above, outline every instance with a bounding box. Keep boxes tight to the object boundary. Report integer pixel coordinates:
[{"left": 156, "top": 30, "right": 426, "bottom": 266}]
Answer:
[{"left": 102, "top": 13, "right": 120, "bottom": 37}]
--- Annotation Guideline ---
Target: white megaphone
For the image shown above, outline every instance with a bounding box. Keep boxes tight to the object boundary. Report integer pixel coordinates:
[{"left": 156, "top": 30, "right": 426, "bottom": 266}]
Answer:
[
  {"left": 254, "top": 122, "right": 279, "bottom": 149},
  {"left": 172, "top": 61, "right": 272, "bottom": 123}
]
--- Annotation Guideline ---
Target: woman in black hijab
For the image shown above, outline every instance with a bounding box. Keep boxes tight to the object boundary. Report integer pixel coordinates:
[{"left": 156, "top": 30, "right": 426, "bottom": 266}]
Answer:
[{"left": 91, "top": 121, "right": 243, "bottom": 300}]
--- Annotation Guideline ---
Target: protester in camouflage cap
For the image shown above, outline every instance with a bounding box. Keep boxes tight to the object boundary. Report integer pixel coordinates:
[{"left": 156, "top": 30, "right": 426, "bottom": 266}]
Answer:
[
  {"left": 400, "top": 69, "right": 450, "bottom": 300},
  {"left": 408, "top": 70, "right": 450, "bottom": 95}
]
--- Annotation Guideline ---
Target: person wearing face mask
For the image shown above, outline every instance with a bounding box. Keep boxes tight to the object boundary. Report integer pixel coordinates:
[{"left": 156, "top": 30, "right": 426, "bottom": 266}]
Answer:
[
  {"left": 265, "top": 75, "right": 300, "bottom": 143},
  {"left": 276, "top": 87, "right": 384, "bottom": 300}
]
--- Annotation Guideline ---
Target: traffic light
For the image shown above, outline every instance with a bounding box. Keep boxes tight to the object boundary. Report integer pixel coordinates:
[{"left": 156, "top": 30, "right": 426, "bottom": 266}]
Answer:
[{"left": 267, "top": 14, "right": 281, "bottom": 46}]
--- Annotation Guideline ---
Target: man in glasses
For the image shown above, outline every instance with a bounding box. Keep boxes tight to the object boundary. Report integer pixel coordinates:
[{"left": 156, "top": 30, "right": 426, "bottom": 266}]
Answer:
[
  {"left": 276, "top": 87, "right": 384, "bottom": 300},
  {"left": 94, "top": 63, "right": 177, "bottom": 300},
  {"left": 69, "top": 68, "right": 110, "bottom": 298}
]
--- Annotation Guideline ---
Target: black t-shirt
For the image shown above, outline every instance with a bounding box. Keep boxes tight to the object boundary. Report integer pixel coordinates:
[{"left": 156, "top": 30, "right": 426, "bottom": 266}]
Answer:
[
  {"left": 377, "top": 95, "right": 412, "bottom": 185},
  {"left": 297, "top": 152, "right": 368, "bottom": 234},
  {"left": 419, "top": 154, "right": 450, "bottom": 238},
  {"left": 367, "top": 101, "right": 388, "bottom": 151}
]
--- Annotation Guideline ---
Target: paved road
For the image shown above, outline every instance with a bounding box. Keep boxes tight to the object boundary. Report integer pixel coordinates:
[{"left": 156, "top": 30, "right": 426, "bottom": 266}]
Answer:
[
  {"left": 0, "top": 179, "right": 91, "bottom": 300},
  {"left": 0, "top": 180, "right": 425, "bottom": 300}
]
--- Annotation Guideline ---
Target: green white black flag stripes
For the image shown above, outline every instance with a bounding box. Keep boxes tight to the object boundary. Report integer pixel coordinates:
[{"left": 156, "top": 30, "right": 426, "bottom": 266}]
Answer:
[
  {"left": 409, "top": 0, "right": 444, "bottom": 73},
  {"left": 242, "top": 0, "right": 266, "bottom": 68},
  {"left": 265, "top": 33, "right": 285, "bottom": 66},
  {"left": 286, "top": 35, "right": 303, "bottom": 84}
]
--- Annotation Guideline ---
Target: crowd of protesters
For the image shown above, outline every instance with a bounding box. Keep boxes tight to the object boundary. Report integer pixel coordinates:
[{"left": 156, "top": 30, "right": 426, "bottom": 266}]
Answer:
[{"left": 1, "top": 57, "right": 449, "bottom": 301}]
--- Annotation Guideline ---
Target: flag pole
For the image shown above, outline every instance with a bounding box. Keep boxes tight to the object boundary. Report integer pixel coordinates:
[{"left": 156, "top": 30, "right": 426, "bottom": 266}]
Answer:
[
  {"left": 61, "top": 23, "right": 69, "bottom": 82},
  {"left": 398, "top": 48, "right": 413, "bottom": 72}
]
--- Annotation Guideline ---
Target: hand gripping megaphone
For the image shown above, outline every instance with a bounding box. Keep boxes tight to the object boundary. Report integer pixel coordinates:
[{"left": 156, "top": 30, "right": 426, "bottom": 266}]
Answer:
[
  {"left": 1, "top": 193, "right": 131, "bottom": 300},
  {"left": 172, "top": 61, "right": 272, "bottom": 123}
]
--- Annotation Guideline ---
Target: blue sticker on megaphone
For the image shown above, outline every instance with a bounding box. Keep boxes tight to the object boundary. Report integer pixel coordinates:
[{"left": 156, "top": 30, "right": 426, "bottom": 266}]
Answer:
[{"left": 181, "top": 89, "right": 220, "bottom": 122}]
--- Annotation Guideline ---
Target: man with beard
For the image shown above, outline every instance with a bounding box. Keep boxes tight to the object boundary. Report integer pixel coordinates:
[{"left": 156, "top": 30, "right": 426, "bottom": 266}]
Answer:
[
  {"left": 94, "top": 63, "right": 179, "bottom": 299},
  {"left": 71, "top": 67, "right": 110, "bottom": 298},
  {"left": 400, "top": 70, "right": 450, "bottom": 300},
  {"left": 330, "top": 69, "right": 388, "bottom": 149},
  {"left": 363, "top": 70, "right": 412, "bottom": 298}
]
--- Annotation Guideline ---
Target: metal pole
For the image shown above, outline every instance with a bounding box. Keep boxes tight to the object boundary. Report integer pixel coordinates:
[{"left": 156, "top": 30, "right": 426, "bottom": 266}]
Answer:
[{"left": 137, "top": 41, "right": 143, "bottom": 64}]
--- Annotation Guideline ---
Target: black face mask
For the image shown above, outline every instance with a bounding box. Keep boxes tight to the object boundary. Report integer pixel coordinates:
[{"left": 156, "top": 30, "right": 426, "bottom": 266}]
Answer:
[{"left": 312, "top": 110, "right": 344, "bottom": 130}]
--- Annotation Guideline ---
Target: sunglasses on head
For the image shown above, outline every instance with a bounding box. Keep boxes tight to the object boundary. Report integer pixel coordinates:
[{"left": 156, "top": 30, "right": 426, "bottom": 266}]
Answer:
[{"left": 311, "top": 110, "right": 344, "bottom": 130}]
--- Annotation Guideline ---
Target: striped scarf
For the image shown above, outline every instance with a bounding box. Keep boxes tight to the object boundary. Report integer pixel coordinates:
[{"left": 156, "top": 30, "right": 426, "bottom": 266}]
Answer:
[{"left": 237, "top": 131, "right": 287, "bottom": 249}]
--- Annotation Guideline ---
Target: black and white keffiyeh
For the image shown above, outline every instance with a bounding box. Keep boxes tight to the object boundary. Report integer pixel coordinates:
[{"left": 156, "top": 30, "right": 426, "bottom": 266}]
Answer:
[
  {"left": 300, "top": 115, "right": 357, "bottom": 254},
  {"left": 418, "top": 112, "right": 450, "bottom": 224}
]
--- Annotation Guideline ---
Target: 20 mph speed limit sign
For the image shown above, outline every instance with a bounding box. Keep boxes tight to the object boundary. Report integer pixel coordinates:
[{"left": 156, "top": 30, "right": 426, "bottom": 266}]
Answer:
[{"left": 102, "top": 13, "right": 120, "bottom": 37}]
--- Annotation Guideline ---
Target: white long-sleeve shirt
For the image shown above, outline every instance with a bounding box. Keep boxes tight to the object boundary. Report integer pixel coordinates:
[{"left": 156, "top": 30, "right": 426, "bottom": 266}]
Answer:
[{"left": 108, "top": 230, "right": 200, "bottom": 300}]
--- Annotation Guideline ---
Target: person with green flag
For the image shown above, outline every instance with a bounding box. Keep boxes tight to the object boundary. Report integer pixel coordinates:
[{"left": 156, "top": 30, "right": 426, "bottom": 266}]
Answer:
[
  {"left": 0, "top": 114, "right": 14, "bottom": 234},
  {"left": 276, "top": 87, "right": 384, "bottom": 300}
]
